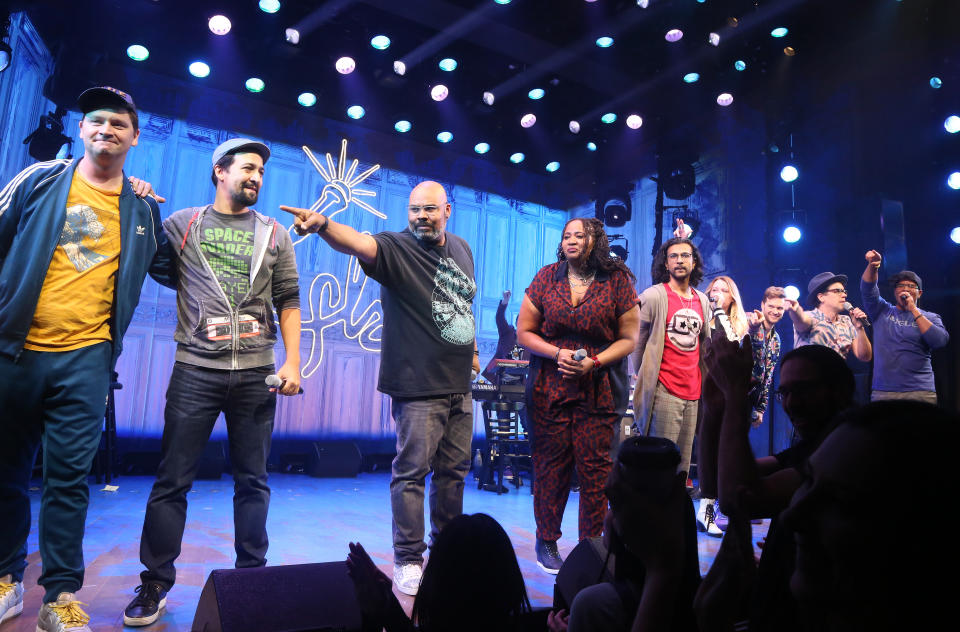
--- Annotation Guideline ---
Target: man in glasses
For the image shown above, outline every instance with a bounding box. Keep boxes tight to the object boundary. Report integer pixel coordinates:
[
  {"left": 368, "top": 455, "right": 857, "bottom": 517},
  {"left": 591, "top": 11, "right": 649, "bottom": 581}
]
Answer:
[
  {"left": 784, "top": 271, "right": 872, "bottom": 361},
  {"left": 860, "top": 251, "right": 949, "bottom": 404}
]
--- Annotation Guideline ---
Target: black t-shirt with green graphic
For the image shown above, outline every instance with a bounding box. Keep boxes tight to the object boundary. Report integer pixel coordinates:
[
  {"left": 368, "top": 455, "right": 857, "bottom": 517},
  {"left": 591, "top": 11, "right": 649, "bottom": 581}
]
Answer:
[{"left": 199, "top": 209, "right": 256, "bottom": 307}]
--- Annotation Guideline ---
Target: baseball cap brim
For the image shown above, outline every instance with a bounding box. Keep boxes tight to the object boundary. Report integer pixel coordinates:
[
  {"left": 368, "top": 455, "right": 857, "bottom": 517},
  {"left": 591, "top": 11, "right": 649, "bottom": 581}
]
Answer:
[
  {"left": 212, "top": 138, "right": 271, "bottom": 166},
  {"left": 77, "top": 86, "right": 137, "bottom": 115}
]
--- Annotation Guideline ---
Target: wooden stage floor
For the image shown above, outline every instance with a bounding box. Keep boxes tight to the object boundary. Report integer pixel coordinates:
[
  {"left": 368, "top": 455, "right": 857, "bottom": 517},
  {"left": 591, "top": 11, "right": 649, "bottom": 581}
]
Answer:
[{"left": 3, "top": 471, "right": 768, "bottom": 631}]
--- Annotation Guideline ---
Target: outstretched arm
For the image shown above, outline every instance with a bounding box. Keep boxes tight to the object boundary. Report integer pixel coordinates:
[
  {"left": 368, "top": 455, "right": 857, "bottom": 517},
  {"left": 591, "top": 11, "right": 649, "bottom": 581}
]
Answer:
[{"left": 279, "top": 205, "right": 378, "bottom": 265}]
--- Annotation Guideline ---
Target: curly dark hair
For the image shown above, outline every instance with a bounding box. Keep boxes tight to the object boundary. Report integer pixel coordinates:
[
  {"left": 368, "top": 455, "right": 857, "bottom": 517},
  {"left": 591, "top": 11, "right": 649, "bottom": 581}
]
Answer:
[
  {"left": 651, "top": 237, "right": 704, "bottom": 287},
  {"left": 556, "top": 217, "right": 635, "bottom": 281}
]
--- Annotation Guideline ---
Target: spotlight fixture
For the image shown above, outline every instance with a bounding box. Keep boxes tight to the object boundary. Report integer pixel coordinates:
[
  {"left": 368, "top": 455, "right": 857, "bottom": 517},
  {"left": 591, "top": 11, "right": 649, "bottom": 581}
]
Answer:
[
  {"left": 436, "top": 131, "right": 453, "bottom": 143},
  {"left": 734, "top": 60, "right": 746, "bottom": 71},
  {"left": 430, "top": 84, "right": 449, "bottom": 101},
  {"left": 665, "top": 29, "right": 683, "bottom": 42},
  {"left": 587, "top": 142, "right": 597, "bottom": 151},
  {"left": 780, "top": 165, "right": 799, "bottom": 182},
  {"left": 782, "top": 226, "right": 802, "bottom": 243},
  {"left": 394, "top": 120, "right": 411, "bottom": 133},
  {"left": 683, "top": 72, "right": 700, "bottom": 83},
  {"left": 569, "top": 120, "right": 581, "bottom": 133},
  {"left": 393, "top": 60, "right": 406, "bottom": 75},
  {"left": 0, "top": 41, "right": 10, "bottom": 73},
  {"left": 370, "top": 35, "right": 391, "bottom": 50},
  {"left": 245, "top": 77, "right": 265, "bottom": 93},
  {"left": 626, "top": 115, "right": 643, "bottom": 129},
  {"left": 208, "top": 15, "right": 231, "bottom": 35},
  {"left": 708, "top": 32, "right": 720, "bottom": 46},
  {"left": 285, "top": 28, "right": 300, "bottom": 44},
  {"left": 188, "top": 61, "right": 210, "bottom": 78},
  {"left": 510, "top": 152, "right": 525, "bottom": 164},
  {"left": 930, "top": 77, "right": 942, "bottom": 89},
  {"left": 778, "top": 210, "right": 806, "bottom": 244},
  {"left": 596, "top": 36, "right": 614, "bottom": 48},
  {"left": 951, "top": 227, "right": 960, "bottom": 245},
  {"left": 784, "top": 285, "right": 800, "bottom": 301},
  {"left": 637, "top": 0, "right": 649, "bottom": 7},
  {"left": 482, "top": 91, "right": 495, "bottom": 106},
  {"left": 335, "top": 57, "right": 356, "bottom": 74},
  {"left": 346, "top": 105, "right": 365, "bottom": 119},
  {"left": 948, "top": 172, "right": 960, "bottom": 190},
  {"left": 520, "top": 113, "right": 536, "bottom": 128},
  {"left": 770, "top": 27, "right": 788, "bottom": 38},
  {"left": 298, "top": 92, "right": 316, "bottom": 107},
  {"left": 495, "top": 0, "right": 512, "bottom": 4},
  {"left": 259, "top": 0, "right": 281, "bottom": 13},
  {"left": 601, "top": 113, "right": 617, "bottom": 124},
  {"left": 474, "top": 142, "right": 490, "bottom": 154},
  {"left": 784, "top": 46, "right": 796, "bottom": 56},
  {"left": 438, "top": 58, "right": 458, "bottom": 72},
  {"left": 601, "top": 196, "right": 632, "bottom": 227},
  {"left": 727, "top": 17, "right": 739, "bottom": 28},
  {"left": 528, "top": 88, "right": 545, "bottom": 100},
  {"left": 610, "top": 243, "right": 628, "bottom": 261},
  {"left": 126, "top": 44, "right": 149, "bottom": 61},
  {"left": 944, "top": 115, "right": 960, "bottom": 134},
  {"left": 546, "top": 162, "right": 559, "bottom": 173},
  {"left": 716, "top": 93, "right": 733, "bottom": 106}
]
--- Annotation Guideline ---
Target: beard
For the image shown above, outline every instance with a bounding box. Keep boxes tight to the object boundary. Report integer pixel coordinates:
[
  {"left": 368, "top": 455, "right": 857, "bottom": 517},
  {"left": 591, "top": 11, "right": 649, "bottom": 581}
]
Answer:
[
  {"left": 231, "top": 184, "right": 259, "bottom": 207},
  {"left": 411, "top": 222, "right": 442, "bottom": 244}
]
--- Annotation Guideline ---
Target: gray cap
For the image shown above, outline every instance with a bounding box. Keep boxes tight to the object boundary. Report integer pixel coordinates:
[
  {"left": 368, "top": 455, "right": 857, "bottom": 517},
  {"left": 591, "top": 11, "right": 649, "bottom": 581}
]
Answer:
[
  {"left": 807, "top": 271, "right": 848, "bottom": 307},
  {"left": 212, "top": 138, "right": 270, "bottom": 166}
]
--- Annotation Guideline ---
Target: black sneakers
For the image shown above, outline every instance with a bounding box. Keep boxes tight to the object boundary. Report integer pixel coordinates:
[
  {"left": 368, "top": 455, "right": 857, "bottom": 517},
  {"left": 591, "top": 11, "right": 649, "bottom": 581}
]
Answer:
[
  {"left": 536, "top": 538, "right": 564, "bottom": 574},
  {"left": 122, "top": 582, "right": 167, "bottom": 627}
]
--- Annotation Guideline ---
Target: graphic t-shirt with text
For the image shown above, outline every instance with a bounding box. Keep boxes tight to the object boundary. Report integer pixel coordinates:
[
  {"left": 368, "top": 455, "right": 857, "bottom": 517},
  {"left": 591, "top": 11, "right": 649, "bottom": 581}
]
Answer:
[
  {"left": 658, "top": 283, "right": 704, "bottom": 400},
  {"left": 199, "top": 209, "right": 256, "bottom": 308}
]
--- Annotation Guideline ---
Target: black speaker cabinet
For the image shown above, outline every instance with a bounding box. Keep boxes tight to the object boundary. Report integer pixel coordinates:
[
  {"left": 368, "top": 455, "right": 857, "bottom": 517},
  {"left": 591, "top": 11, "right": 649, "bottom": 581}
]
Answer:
[
  {"left": 307, "top": 441, "right": 362, "bottom": 478},
  {"left": 192, "top": 562, "right": 362, "bottom": 632}
]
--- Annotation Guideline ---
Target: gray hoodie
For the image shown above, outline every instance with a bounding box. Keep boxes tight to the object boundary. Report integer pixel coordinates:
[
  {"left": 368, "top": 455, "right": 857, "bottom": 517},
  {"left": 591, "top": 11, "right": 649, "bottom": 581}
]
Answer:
[{"left": 163, "top": 205, "right": 300, "bottom": 370}]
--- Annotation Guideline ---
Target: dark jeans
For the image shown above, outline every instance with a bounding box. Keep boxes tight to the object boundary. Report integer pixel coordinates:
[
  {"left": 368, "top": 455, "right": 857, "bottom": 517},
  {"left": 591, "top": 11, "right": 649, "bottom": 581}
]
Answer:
[
  {"left": 0, "top": 342, "right": 111, "bottom": 602},
  {"left": 390, "top": 393, "right": 473, "bottom": 564},
  {"left": 139, "top": 362, "right": 275, "bottom": 590}
]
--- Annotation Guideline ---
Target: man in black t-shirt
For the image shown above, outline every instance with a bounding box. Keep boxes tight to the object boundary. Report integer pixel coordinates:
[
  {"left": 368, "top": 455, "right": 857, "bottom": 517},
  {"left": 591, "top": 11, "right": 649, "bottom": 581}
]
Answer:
[{"left": 281, "top": 180, "right": 480, "bottom": 596}]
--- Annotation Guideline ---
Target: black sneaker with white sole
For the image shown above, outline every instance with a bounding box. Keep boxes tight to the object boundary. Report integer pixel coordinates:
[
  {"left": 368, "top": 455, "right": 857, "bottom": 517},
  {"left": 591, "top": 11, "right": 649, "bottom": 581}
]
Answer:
[
  {"left": 123, "top": 582, "right": 167, "bottom": 627},
  {"left": 536, "top": 538, "right": 564, "bottom": 574}
]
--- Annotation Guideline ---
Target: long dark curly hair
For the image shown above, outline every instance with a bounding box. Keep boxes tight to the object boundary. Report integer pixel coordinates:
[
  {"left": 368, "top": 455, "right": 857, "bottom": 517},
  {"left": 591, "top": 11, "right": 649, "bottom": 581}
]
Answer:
[
  {"left": 651, "top": 237, "right": 704, "bottom": 287},
  {"left": 556, "top": 217, "right": 635, "bottom": 281}
]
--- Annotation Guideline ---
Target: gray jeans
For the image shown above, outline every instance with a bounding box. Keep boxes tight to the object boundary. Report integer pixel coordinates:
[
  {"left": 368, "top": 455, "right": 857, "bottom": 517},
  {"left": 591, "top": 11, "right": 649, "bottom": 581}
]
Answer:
[
  {"left": 645, "top": 382, "right": 699, "bottom": 476},
  {"left": 871, "top": 390, "right": 938, "bottom": 405},
  {"left": 390, "top": 393, "right": 473, "bottom": 564}
]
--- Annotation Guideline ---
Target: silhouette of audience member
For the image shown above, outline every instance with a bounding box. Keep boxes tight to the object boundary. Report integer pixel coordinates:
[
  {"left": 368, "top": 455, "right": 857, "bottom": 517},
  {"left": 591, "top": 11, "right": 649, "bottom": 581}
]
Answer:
[
  {"left": 781, "top": 400, "right": 958, "bottom": 632},
  {"left": 346, "top": 512, "right": 531, "bottom": 632},
  {"left": 699, "top": 335, "right": 856, "bottom": 632},
  {"left": 549, "top": 436, "right": 700, "bottom": 632}
]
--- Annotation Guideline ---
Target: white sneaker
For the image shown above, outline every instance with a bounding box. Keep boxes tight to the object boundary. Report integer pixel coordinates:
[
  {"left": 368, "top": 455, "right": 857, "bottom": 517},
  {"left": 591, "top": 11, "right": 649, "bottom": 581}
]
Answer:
[
  {"left": 36, "top": 592, "right": 92, "bottom": 632},
  {"left": 697, "top": 498, "right": 723, "bottom": 537},
  {"left": 0, "top": 574, "right": 24, "bottom": 623},
  {"left": 393, "top": 562, "right": 423, "bottom": 596}
]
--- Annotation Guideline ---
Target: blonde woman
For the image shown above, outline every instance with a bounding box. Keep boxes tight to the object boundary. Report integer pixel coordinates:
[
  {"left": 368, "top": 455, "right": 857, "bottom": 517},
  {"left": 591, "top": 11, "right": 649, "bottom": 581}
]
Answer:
[{"left": 705, "top": 275, "right": 748, "bottom": 339}]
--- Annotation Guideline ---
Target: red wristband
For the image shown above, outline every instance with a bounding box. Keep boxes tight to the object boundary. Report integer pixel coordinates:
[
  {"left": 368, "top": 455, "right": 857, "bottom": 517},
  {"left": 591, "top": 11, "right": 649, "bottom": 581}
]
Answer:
[{"left": 590, "top": 355, "right": 602, "bottom": 370}]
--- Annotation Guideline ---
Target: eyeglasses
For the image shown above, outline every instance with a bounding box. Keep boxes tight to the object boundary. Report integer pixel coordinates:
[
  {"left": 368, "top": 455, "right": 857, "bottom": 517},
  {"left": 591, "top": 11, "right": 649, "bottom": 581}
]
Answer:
[
  {"left": 409, "top": 205, "right": 440, "bottom": 214},
  {"left": 894, "top": 282, "right": 919, "bottom": 290},
  {"left": 667, "top": 252, "right": 693, "bottom": 261},
  {"left": 821, "top": 288, "right": 847, "bottom": 295},
  {"left": 774, "top": 381, "right": 825, "bottom": 402}
]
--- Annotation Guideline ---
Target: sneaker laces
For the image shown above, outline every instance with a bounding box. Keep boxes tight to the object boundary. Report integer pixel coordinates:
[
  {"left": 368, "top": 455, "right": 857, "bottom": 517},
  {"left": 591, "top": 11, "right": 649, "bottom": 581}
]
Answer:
[
  {"left": 132, "top": 583, "right": 162, "bottom": 606},
  {"left": 0, "top": 580, "right": 16, "bottom": 597},
  {"left": 48, "top": 600, "right": 90, "bottom": 627},
  {"left": 705, "top": 503, "right": 717, "bottom": 527},
  {"left": 397, "top": 564, "right": 421, "bottom": 582}
]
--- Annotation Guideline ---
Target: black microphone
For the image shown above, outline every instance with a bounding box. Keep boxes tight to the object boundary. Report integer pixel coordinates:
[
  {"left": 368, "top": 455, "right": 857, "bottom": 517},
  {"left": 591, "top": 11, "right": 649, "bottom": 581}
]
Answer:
[
  {"left": 573, "top": 348, "right": 588, "bottom": 362},
  {"left": 843, "top": 302, "right": 870, "bottom": 328},
  {"left": 710, "top": 297, "right": 738, "bottom": 342},
  {"left": 265, "top": 374, "right": 304, "bottom": 394}
]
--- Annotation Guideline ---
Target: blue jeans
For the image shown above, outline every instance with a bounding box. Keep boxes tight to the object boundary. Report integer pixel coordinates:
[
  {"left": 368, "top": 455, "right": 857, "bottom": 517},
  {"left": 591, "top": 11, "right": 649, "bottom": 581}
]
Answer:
[
  {"left": 390, "top": 393, "right": 473, "bottom": 564},
  {"left": 0, "top": 342, "right": 111, "bottom": 602},
  {"left": 139, "top": 362, "right": 275, "bottom": 590}
]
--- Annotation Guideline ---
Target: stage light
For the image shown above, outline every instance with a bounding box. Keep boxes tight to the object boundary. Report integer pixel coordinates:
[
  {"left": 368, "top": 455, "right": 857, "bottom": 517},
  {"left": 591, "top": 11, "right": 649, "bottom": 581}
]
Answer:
[
  {"left": 482, "top": 91, "right": 495, "bottom": 105},
  {"left": 298, "top": 92, "right": 316, "bottom": 107},
  {"left": 734, "top": 60, "right": 746, "bottom": 71},
  {"left": 683, "top": 72, "right": 700, "bottom": 83},
  {"left": 587, "top": 142, "right": 597, "bottom": 151},
  {"left": 948, "top": 172, "right": 960, "bottom": 190},
  {"left": 546, "top": 162, "right": 560, "bottom": 173},
  {"left": 569, "top": 120, "right": 581, "bottom": 133},
  {"left": 784, "top": 285, "right": 800, "bottom": 301},
  {"left": 784, "top": 47, "right": 796, "bottom": 56},
  {"left": 439, "top": 58, "right": 457, "bottom": 71},
  {"left": 510, "top": 152, "right": 525, "bottom": 164},
  {"left": 431, "top": 85, "right": 449, "bottom": 101},
  {"left": 126, "top": 45, "right": 149, "bottom": 61},
  {"left": 601, "top": 112, "right": 617, "bottom": 124},
  {"left": 208, "top": 15, "right": 231, "bottom": 35},
  {"left": 780, "top": 165, "right": 799, "bottom": 182},
  {"left": 245, "top": 77, "right": 265, "bottom": 93},
  {"left": 528, "top": 88, "right": 545, "bottom": 100},
  {"left": 521, "top": 113, "right": 536, "bottom": 128},
  {"left": 189, "top": 61, "right": 210, "bottom": 78},
  {"left": 336, "top": 57, "right": 356, "bottom": 74},
  {"left": 0, "top": 43, "right": 9, "bottom": 73},
  {"left": 951, "top": 227, "right": 960, "bottom": 244},
  {"left": 603, "top": 197, "right": 633, "bottom": 227},
  {"left": 393, "top": 60, "right": 406, "bottom": 75},
  {"left": 665, "top": 29, "right": 683, "bottom": 42},
  {"left": 945, "top": 115, "right": 960, "bottom": 134},
  {"left": 717, "top": 93, "right": 733, "bottom": 106},
  {"left": 637, "top": 0, "right": 649, "bottom": 7},
  {"left": 437, "top": 131, "right": 453, "bottom": 143},
  {"left": 610, "top": 244, "right": 628, "bottom": 261},
  {"left": 728, "top": 17, "right": 739, "bottom": 28},
  {"left": 708, "top": 32, "right": 720, "bottom": 46},
  {"left": 346, "top": 105, "right": 365, "bottom": 119},
  {"left": 930, "top": 77, "right": 942, "bottom": 89},
  {"left": 259, "top": 0, "right": 280, "bottom": 13},
  {"left": 596, "top": 37, "right": 614, "bottom": 48},
  {"left": 370, "top": 35, "right": 391, "bottom": 50},
  {"left": 495, "top": 0, "right": 512, "bottom": 4},
  {"left": 474, "top": 142, "right": 490, "bottom": 154},
  {"left": 783, "top": 226, "right": 802, "bottom": 243},
  {"left": 394, "top": 120, "right": 411, "bottom": 133},
  {"left": 771, "top": 27, "right": 788, "bottom": 38},
  {"left": 626, "top": 114, "right": 643, "bottom": 129},
  {"left": 285, "top": 28, "right": 300, "bottom": 44}
]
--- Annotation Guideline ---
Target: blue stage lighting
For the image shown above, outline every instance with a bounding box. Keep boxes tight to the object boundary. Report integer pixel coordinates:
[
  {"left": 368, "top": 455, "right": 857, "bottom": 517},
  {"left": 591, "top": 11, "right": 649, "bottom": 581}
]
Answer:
[
  {"left": 298, "top": 92, "right": 316, "bottom": 107},
  {"left": 596, "top": 37, "right": 614, "bottom": 48},
  {"left": 683, "top": 72, "right": 700, "bottom": 83},
  {"left": 528, "top": 88, "right": 545, "bottom": 100},
  {"left": 734, "top": 60, "right": 746, "bottom": 71},
  {"left": 780, "top": 165, "right": 799, "bottom": 182},
  {"left": 546, "top": 162, "right": 559, "bottom": 173},
  {"left": 587, "top": 142, "right": 597, "bottom": 151},
  {"left": 259, "top": 0, "right": 280, "bottom": 13},
  {"left": 948, "top": 172, "right": 960, "bottom": 190},
  {"left": 127, "top": 45, "right": 149, "bottom": 61},
  {"left": 394, "top": 120, "right": 411, "bottom": 133},
  {"left": 245, "top": 78, "right": 265, "bottom": 93},
  {"left": 784, "top": 285, "right": 800, "bottom": 301},
  {"left": 438, "top": 58, "right": 457, "bottom": 72},
  {"left": 371, "top": 35, "right": 391, "bottom": 50},
  {"left": 510, "top": 152, "right": 525, "bottom": 164},
  {"left": 951, "top": 227, "right": 960, "bottom": 244},
  {"left": 930, "top": 77, "right": 942, "bottom": 89},
  {"left": 189, "top": 61, "right": 210, "bottom": 78},
  {"left": 437, "top": 131, "right": 453, "bottom": 143},
  {"left": 770, "top": 27, "right": 788, "bottom": 38},
  {"left": 945, "top": 115, "right": 960, "bottom": 134},
  {"left": 601, "top": 113, "right": 617, "bottom": 124},
  {"left": 782, "top": 226, "right": 802, "bottom": 243},
  {"left": 474, "top": 142, "right": 490, "bottom": 154},
  {"left": 346, "top": 105, "right": 365, "bottom": 120}
]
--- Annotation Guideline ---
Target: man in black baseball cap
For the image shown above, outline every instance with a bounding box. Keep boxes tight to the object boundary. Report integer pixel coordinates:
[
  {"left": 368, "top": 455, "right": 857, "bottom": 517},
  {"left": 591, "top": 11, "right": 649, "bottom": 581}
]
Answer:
[
  {"left": 783, "top": 271, "right": 872, "bottom": 361},
  {"left": 0, "top": 85, "right": 173, "bottom": 631}
]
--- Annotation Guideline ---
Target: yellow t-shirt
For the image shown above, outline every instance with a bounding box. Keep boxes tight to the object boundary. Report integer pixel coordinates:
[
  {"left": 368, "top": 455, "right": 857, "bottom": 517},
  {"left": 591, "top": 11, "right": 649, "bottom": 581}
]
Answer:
[{"left": 24, "top": 170, "right": 122, "bottom": 351}]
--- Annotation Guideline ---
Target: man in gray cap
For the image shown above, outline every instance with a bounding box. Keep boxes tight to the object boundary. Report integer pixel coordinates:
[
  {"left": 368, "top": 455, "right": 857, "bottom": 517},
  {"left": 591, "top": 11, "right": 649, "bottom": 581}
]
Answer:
[
  {"left": 784, "top": 271, "right": 872, "bottom": 361},
  {"left": 860, "top": 250, "right": 949, "bottom": 403},
  {"left": 0, "top": 86, "right": 172, "bottom": 631},
  {"left": 123, "top": 138, "right": 302, "bottom": 627}
]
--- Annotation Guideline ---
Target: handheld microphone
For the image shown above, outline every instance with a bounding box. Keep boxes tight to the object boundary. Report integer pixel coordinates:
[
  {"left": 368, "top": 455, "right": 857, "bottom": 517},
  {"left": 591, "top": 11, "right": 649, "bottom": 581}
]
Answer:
[
  {"left": 710, "top": 297, "right": 739, "bottom": 343},
  {"left": 265, "top": 374, "right": 304, "bottom": 394},
  {"left": 573, "top": 348, "right": 588, "bottom": 362},
  {"left": 843, "top": 302, "right": 870, "bottom": 328}
]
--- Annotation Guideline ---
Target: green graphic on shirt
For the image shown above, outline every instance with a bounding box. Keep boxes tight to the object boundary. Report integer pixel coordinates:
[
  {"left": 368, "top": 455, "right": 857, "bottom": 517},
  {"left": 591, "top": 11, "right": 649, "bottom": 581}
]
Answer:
[{"left": 201, "top": 225, "right": 255, "bottom": 307}]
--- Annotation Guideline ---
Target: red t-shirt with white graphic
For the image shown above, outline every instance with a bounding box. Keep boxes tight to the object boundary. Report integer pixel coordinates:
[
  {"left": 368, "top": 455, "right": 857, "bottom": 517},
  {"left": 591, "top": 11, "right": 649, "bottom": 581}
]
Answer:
[{"left": 658, "top": 283, "right": 703, "bottom": 400}]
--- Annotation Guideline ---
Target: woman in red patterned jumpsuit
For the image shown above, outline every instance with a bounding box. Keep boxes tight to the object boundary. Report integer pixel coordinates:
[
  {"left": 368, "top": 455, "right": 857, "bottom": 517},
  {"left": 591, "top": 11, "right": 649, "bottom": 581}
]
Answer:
[{"left": 517, "top": 217, "right": 639, "bottom": 574}]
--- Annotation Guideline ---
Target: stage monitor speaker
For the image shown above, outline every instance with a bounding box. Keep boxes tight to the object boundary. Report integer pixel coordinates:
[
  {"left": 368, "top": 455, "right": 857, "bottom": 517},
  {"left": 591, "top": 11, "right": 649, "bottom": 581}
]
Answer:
[
  {"left": 553, "top": 536, "right": 613, "bottom": 611},
  {"left": 308, "top": 441, "right": 362, "bottom": 478},
  {"left": 196, "top": 441, "right": 226, "bottom": 480},
  {"left": 192, "top": 562, "right": 361, "bottom": 632}
]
